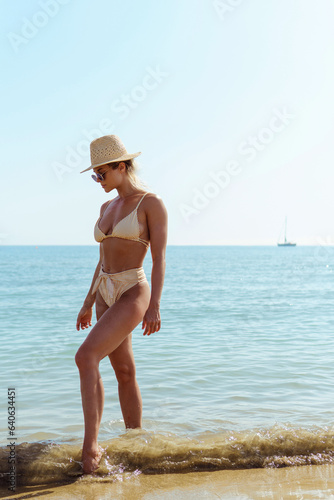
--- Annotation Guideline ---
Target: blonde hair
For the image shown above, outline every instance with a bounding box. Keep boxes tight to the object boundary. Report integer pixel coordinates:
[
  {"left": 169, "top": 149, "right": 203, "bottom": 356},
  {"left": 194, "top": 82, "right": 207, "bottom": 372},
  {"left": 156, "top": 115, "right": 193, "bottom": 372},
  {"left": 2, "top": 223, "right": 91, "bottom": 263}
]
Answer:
[{"left": 109, "top": 159, "right": 148, "bottom": 190}]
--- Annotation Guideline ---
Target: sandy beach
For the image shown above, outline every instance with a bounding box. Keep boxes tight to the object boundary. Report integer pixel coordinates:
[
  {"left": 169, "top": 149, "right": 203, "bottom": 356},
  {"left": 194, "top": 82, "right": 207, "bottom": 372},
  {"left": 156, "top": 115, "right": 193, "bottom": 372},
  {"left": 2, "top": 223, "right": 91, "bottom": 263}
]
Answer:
[{"left": 2, "top": 464, "right": 334, "bottom": 499}]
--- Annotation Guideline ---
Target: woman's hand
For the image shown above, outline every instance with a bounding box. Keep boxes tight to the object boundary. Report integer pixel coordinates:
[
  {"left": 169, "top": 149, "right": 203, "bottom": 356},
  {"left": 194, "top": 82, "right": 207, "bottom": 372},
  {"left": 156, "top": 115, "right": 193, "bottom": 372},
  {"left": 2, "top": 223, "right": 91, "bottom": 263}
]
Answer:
[
  {"left": 76, "top": 304, "right": 93, "bottom": 331},
  {"left": 142, "top": 303, "right": 161, "bottom": 336}
]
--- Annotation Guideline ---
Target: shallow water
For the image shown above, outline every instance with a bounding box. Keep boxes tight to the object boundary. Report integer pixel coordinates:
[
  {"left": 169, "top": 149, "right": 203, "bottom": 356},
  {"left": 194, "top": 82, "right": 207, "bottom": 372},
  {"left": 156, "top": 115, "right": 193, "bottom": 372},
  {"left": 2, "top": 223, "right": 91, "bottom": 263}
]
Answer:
[
  {"left": 1, "top": 245, "right": 334, "bottom": 486},
  {"left": 2, "top": 425, "right": 334, "bottom": 487}
]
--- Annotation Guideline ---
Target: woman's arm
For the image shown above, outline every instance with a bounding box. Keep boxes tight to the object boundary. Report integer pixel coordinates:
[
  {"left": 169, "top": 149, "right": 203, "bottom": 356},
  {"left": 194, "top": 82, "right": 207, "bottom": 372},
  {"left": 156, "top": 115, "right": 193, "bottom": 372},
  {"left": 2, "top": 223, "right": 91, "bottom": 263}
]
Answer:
[
  {"left": 76, "top": 201, "right": 109, "bottom": 331},
  {"left": 142, "top": 195, "right": 168, "bottom": 336},
  {"left": 76, "top": 245, "right": 103, "bottom": 331},
  {"left": 83, "top": 251, "right": 102, "bottom": 307}
]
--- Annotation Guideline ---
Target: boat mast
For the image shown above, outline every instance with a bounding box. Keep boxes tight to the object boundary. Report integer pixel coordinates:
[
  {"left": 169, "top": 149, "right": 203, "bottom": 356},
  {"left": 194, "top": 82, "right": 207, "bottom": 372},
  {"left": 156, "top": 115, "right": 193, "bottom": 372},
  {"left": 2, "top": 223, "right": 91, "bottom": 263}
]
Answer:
[{"left": 284, "top": 216, "right": 287, "bottom": 244}]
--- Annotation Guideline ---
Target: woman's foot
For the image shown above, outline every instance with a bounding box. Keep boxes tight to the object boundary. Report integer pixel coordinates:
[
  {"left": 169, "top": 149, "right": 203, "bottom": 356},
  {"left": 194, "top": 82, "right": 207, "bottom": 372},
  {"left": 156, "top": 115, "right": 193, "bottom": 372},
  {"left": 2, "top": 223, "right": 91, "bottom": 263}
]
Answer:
[{"left": 81, "top": 445, "right": 102, "bottom": 474}]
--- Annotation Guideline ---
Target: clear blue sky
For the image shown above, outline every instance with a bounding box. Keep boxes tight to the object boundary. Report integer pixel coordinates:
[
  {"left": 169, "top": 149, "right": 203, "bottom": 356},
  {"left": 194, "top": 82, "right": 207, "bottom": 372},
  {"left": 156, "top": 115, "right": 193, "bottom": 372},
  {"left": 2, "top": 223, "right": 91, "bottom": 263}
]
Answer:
[{"left": 1, "top": 0, "right": 334, "bottom": 245}]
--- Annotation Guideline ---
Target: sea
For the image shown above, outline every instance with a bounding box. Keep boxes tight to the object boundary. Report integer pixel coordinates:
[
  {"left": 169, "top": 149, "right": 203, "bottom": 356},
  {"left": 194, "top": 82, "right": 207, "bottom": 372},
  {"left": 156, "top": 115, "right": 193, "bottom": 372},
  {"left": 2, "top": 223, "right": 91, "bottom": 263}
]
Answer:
[{"left": 1, "top": 245, "right": 334, "bottom": 489}]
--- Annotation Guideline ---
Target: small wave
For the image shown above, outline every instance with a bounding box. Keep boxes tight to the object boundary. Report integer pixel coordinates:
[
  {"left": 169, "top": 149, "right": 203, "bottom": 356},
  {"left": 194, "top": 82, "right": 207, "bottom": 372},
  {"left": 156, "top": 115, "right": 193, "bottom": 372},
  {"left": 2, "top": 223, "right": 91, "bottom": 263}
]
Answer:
[{"left": 1, "top": 424, "right": 334, "bottom": 487}]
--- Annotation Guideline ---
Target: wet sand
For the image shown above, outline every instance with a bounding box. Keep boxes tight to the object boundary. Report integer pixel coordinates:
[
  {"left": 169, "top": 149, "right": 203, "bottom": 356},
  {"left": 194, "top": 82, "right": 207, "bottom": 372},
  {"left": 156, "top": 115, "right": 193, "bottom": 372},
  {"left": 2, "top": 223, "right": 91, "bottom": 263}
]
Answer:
[{"left": 3, "top": 464, "right": 334, "bottom": 499}]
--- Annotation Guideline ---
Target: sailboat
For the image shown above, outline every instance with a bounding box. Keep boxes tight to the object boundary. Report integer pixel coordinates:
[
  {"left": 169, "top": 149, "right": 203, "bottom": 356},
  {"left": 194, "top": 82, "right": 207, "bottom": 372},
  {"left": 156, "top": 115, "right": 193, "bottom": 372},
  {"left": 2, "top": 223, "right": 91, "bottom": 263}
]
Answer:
[{"left": 277, "top": 217, "right": 296, "bottom": 246}]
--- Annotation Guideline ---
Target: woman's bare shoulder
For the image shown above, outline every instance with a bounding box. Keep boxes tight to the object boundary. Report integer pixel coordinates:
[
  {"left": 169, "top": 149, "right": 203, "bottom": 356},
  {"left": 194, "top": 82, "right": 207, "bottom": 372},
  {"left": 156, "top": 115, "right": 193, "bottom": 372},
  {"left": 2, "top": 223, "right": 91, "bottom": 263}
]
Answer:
[
  {"left": 143, "top": 192, "right": 165, "bottom": 206},
  {"left": 143, "top": 192, "right": 164, "bottom": 202},
  {"left": 143, "top": 192, "right": 167, "bottom": 216}
]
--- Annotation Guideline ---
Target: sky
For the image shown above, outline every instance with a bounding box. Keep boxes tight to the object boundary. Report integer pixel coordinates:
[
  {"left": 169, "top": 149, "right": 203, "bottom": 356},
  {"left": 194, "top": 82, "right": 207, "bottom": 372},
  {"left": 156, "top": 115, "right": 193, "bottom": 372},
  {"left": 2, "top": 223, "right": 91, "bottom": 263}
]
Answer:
[{"left": 1, "top": 0, "right": 334, "bottom": 245}]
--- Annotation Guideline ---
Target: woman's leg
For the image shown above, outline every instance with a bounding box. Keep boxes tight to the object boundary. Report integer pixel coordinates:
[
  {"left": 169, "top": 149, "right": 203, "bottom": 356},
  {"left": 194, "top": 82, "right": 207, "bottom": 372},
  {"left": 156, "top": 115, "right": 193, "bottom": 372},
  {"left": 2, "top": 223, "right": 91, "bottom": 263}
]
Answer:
[
  {"left": 109, "top": 335, "right": 143, "bottom": 429},
  {"left": 75, "top": 281, "right": 150, "bottom": 473},
  {"left": 75, "top": 290, "right": 107, "bottom": 473}
]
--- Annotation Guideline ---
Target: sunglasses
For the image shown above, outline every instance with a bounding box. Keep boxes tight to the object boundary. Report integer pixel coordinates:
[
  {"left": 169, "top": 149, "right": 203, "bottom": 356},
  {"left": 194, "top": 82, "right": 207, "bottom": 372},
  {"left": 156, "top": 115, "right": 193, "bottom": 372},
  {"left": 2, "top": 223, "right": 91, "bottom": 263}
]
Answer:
[{"left": 91, "top": 167, "right": 110, "bottom": 183}]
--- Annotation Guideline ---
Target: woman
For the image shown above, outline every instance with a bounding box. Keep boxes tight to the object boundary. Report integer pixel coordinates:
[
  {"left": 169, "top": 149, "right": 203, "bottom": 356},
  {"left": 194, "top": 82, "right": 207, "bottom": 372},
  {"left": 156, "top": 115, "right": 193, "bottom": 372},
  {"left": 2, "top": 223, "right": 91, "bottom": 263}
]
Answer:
[{"left": 75, "top": 135, "right": 167, "bottom": 474}]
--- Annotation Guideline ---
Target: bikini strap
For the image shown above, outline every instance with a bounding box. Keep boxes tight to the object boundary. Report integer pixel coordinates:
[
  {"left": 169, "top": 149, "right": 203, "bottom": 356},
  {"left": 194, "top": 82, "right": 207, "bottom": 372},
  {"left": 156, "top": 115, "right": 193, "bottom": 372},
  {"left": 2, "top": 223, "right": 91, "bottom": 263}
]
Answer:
[{"left": 135, "top": 192, "right": 148, "bottom": 210}]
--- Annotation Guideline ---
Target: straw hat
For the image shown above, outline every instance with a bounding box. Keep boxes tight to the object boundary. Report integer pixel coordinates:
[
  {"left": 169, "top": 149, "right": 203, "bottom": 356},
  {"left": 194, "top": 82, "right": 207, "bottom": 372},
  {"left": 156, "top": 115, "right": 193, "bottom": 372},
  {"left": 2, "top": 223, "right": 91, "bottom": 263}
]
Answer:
[{"left": 80, "top": 135, "right": 141, "bottom": 173}]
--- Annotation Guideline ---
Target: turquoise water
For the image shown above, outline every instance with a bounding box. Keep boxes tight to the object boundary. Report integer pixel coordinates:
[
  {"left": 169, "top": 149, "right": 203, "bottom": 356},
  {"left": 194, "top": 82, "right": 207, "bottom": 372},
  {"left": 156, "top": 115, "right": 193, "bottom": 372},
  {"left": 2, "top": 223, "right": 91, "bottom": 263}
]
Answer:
[{"left": 1, "top": 245, "right": 334, "bottom": 485}]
